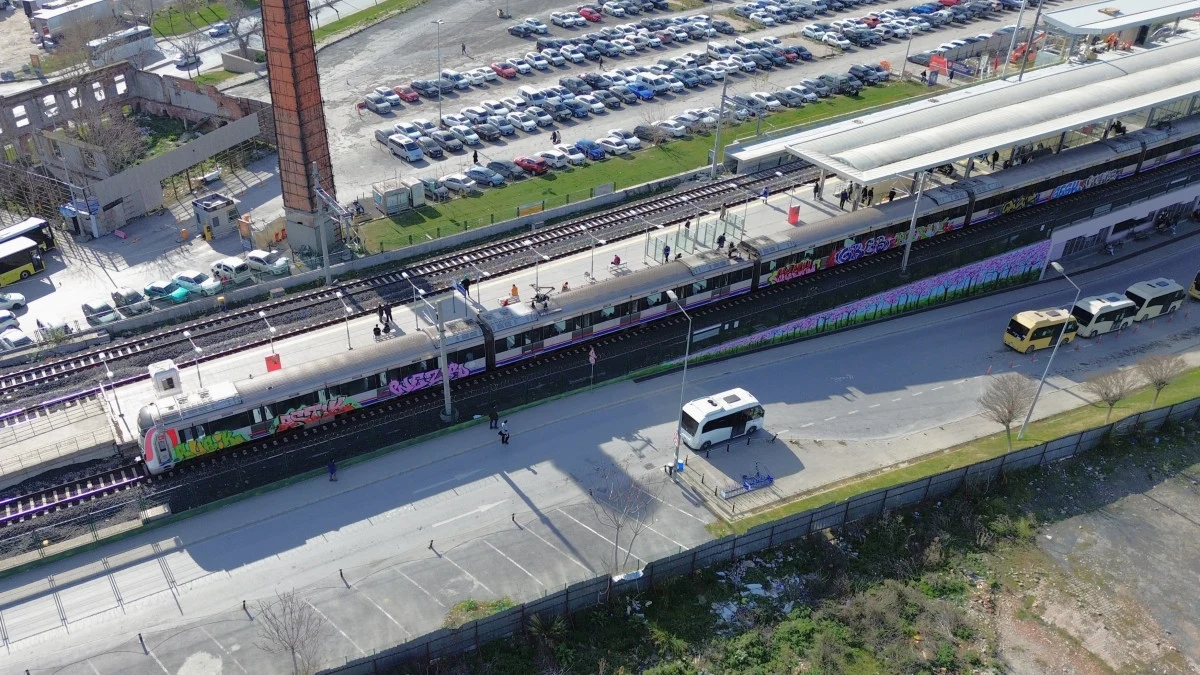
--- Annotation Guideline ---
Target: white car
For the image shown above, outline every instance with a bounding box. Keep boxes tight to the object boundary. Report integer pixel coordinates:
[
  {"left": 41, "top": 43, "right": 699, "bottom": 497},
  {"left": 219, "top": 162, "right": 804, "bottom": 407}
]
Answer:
[
  {"left": 682, "top": 109, "right": 718, "bottom": 128},
  {"left": 392, "top": 121, "right": 422, "bottom": 139},
  {"left": 506, "top": 57, "right": 533, "bottom": 75},
  {"left": 561, "top": 45, "right": 586, "bottom": 63},
  {"left": 900, "top": 16, "right": 932, "bottom": 32},
  {"left": 824, "top": 33, "right": 851, "bottom": 49},
  {"left": 500, "top": 96, "right": 527, "bottom": 112},
  {"left": 541, "top": 48, "right": 567, "bottom": 66},
  {"left": 699, "top": 63, "right": 726, "bottom": 80},
  {"left": 246, "top": 249, "right": 290, "bottom": 275},
  {"left": 726, "top": 55, "right": 757, "bottom": 72},
  {"left": 662, "top": 76, "right": 686, "bottom": 94},
  {"left": 750, "top": 92, "right": 783, "bottom": 111},
  {"left": 550, "top": 11, "right": 575, "bottom": 27},
  {"left": 461, "top": 106, "right": 490, "bottom": 124},
  {"left": 785, "top": 85, "right": 819, "bottom": 102},
  {"left": 882, "top": 21, "right": 910, "bottom": 38},
  {"left": 576, "top": 95, "right": 607, "bottom": 114},
  {"left": 481, "top": 99, "right": 510, "bottom": 116},
  {"left": 607, "top": 128, "right": 641, "bottom": 150},
  {"left": 597, "top": 137, "right": 629, "bottom": 155},
  {"left": 0, "top": 292, "right": 25, "bottom": 311},
  {"left": 462, "top": 69, "right": 487, "bottom": 85},
  {"left": 749, "top": 12, "right": 776, "bottom": 26},
  {"left": 0, "top": 327, "right": 33, "bottom": 353},
  {"left": 525, "top": 52, "right": 550, "bottom": 69},
  {"left": 612, "top": 39, "right": 637, "bottom": 55},
  {"left": 760, "top": 35, "right": 781, "bottom": 46},
  {"left": 670, "top": 112, "right": 702, "bottom": 132},
  {"left": 536, "top": 149, "right": 570, "bottom": 168},
  {"left": 523, "top": 17, "right": 549, "bottom": 33},
  {"left": 172, "top": 270, "right": 222, "bottom": 296},
  {"left": 0, "top": 310, "right": 18, "bottom": 332},
  {"left": 412, "top": 118, "right": 438, "bottom": 135},
  {"left": 555, "top": 144, "right": 588, "bottom": 165},
  {"left": 450, "top": 124, "right": 481, "bottom": 145},
  {"left": 526, "top": 106, "right": 554, "bottom": 126},
  {"left": 507, "top": 111, "right": 538, "bottom": 132},
  {"left": 802, "top": 24, "right": 826, "bottom": 40},
  {"left": 653, "top": 119, "right": 688, "bottom": 137},
  {"left": 471, "top": 66, "right": 499, "bottom": 82},
  {"left": 441, "top": 112, "right": 469, "bottom": 128},
  {"left": 638, "top": 31, "right": 662, "bottom": 48},
  {"left": 443, "top": 173, "right": 478, "bottom": 192}
]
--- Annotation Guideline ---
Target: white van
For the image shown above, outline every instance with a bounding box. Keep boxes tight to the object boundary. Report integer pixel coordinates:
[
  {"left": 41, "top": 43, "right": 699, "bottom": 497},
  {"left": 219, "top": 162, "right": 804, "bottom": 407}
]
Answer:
[
  {"left": 211, "top": 256, "right": 253, "bottom": 284},
  {"left": 517, "top": 85, "right": 547, "bottom": 107},
  {"left": 636, "top": 73, "right": 670, "bottom": 93},
  {"left": 707, "top": 41, "right": 731, "bottom": 59},
  {"left": 387, "top": 134, "right": 424, "bottom": 162},
  {"left": 1125, "top": 278, "right": 1186, "bottom": 321},
  {"left": 1070, "top": 293, "right": 1136, "bottom": 337},
  {"left": 680, "top": 388, "right": 765, "bottom": 451}
]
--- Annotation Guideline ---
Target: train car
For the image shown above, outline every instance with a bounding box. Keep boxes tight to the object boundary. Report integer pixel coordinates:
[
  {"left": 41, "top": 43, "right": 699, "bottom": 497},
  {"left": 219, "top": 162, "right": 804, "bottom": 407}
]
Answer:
[
  {"left": 478, "top": 250, "right": 754, "bottom": 368},
  {"left": 137, "top": 320, "right": 486, "bottom": 474}
]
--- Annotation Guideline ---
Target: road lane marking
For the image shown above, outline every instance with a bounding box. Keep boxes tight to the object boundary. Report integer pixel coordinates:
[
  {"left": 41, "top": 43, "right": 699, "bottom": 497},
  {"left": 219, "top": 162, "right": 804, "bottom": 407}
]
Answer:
[
  {"left": 414, "top": 469, "right": 482, "bottom": 495},
  {"left": 641, "top": 487, "right": 707, "bottom": 523},
  {"left": 433, "top": 500, "right": 506, "bottom": 528},
  {"left": 823, "top": 416, "right": 836, "bottom": 421},
  {"left": 801, "top": 422, "right": 813, "bottom": 428},
  {"left": 954, "top": 379, "right": 967, "bottom": 384},
  {"left": 354, "top": 588, "right": 412, "bottom": 638},
  {"left": 891, "top": 397, "right": 903, "bottom": 402},
  {"left": 912, "top": 391, "right": 924, "bottom": 397},
  {"left": 519, "top": 521, "right": 593, "bottom": 574},
  {"left": 200, "top": 626, "right": 249, "bottom": 673},
  {"left": 306, "top": 600, "right": 366, "bottom": 656},
  {"left": 442, "top": 554, "right": 496, "bottom": 596},
  {"left": 931, "top": 386, "right": 944, "bottom": 391},
  {"left": 556, "top": 508, "right": 646, "bottom": 567},
  {"left": 393, "top": 569, "right": 445, "bottom": 608},
  {"left": 485, "top": 541, "right": 546, "bottom": 588},
  {"left": 868, "top": 404, "right": 880, "bottom": 408},
  {"left": 643, "top": 522, "right": 686, "bottom": 549},
  {"left": 846, "top": 410, "right": 858, "bottom": 415}
]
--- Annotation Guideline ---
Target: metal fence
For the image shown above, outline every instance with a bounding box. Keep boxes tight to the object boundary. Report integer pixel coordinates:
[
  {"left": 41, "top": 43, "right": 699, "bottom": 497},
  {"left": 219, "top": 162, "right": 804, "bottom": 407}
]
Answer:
[{"left": 324, "top": 396, "right": 1200, "bottom": 673}]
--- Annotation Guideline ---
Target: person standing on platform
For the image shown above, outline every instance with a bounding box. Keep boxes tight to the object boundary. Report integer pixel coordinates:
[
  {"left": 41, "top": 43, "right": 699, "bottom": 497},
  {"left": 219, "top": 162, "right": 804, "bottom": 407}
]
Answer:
[
  {"left": 327, "top": 459, "right": 338, "bottom": 481},
  {"left": 377, "top": 303, "right": 385, "bottom": 323},
  {"left": 813, "top": 182, "right": 820, "bottom": 200},
  {"left": 489, "top": 406, "right": 499, "bottom": 429},
  {"left": 500, "top": 420, "right": 510, "bottom": 444},
  {"left": 888, "top": 187, "right": 896, "bottom": 203},
  {"left": 716, "top": 233, "right": 726, "bottom": 250},
  {"left": 839, "top": 189, "right": 848, "bottom": 210},
  {"left": 662, "top": 243, "right": 671, "bottom": 262},
  {"left": 866, "top": 188, "right": 874, "bottom": 206}
]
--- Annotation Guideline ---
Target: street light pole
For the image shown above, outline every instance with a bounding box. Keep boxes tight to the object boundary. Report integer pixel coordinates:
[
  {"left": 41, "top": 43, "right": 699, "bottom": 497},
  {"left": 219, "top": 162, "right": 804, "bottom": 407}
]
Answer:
[
  {"left": 334, "top": 291, "right": 353, "bottom": 350},
  {"left": 258, "top": 311, "right": 277, "bottom": 354},
  {"left": 579, "top": 225, "right": 606, "bottom": 280},
  {"left": 459, "top": 255, "right": 490, "bottom": 304},
  {"left": 900, "top": 30, "right": 915, "bottom": 80},
  {"left": 709, "top": 75, "right": 730, "bottom": 179},
  {"left": 98, "top": 351, "right": 122, "bottom": 417},
  {"left": 521, "top": 239, "right": 550, "bottom": 292},
  {"left": 899, "top": 170, "right": 928, "bottom": 275},
  {"left": 432, "top": 20, "right": 444, "bottom": 125},
  {"left": 400, "top": 273, "right": 455, "bottom": 421},
  {"left": 666, "top": 290, "right": 692, "bottom": 477},
  {"left": 181, "top": 330, "right": 204, "bottom": 389},
  {"left": 1017, "top": 262, "right": 1081, "bottom": 440}
]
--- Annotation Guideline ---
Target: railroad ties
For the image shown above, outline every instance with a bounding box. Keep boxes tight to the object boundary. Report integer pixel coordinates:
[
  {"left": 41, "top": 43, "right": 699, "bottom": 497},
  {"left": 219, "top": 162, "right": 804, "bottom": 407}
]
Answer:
[{"left": 0, "top": 465, "right": 145, "bottom": 528}]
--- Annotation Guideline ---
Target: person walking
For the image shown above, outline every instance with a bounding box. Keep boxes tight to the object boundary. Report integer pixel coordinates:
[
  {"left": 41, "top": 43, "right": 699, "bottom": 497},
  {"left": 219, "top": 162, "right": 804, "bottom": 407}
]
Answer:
[
  {"left": 377, "top": 303, "right": 385, "bottom": 323},
  {"left": 813, "top": 181, "right": 820, "bottom": 200},
  {"left": 327, "top": 459, "right": 338, "bottom": 481},
  {"left": 716, "top": 233, "right": 726, "bottom": 250},
  {"left": 472, "top": 149, "right": 479, "bottom": 165},
  {"left": 597, "top": 56, "right": 604, "bottom": 68},
  {"left": 461, "top": 42, "right": 468, "bottom": 56},
  {"left": 761, "top": 187, "right": 769, "bottom": 204},
  {"left": 662, "top": 243, "right": 671, "bottom": 262},
  {"left": 948, "top": 69, "right": 954, "bottom": 82},
  {"left": 488, "top": 406, "right": 499, "bottom": 429},
  {"left": 920, "top": 70, "right": 927, "bottom": 84},
  {"left": 887, "top": 187, "right": 896, "bottom": 203},
  {"left": 991, "top": 150, "right": 999, "bottom": 169},
  {"left": 499, "top": 420, "right": 510, "bottom": 444},
  {"left": 866, "top": 188, "right": 874, "bottom": 206},
  {"left": 839, "top": 189, "right": 848, "bottom": 210}
]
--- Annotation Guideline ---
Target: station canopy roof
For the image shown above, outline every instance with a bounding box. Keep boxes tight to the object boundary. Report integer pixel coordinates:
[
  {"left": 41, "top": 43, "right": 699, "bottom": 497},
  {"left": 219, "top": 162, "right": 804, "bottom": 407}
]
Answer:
[
  {"left": 1043, "top": 0, "right": 1200, "bottom": 36},
  {"left": 781, "top": 39, "right": 1200, "bottom": 184}
]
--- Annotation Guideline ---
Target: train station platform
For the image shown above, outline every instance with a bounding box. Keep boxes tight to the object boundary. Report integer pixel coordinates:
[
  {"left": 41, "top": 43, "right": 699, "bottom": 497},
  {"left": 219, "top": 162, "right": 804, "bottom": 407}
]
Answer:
[{"left": 0, "top": 399, "right": 117, "bottom": 491}]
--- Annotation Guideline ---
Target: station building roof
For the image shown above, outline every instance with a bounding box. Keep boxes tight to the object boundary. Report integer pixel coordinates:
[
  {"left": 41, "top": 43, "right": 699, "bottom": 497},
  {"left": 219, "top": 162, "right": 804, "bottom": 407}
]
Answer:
[
  {"left": 1043, "top": 0, "right": 1200, "bottom": 36},
  {"left": 761, "top": 38, "right": 1200, "bottom": 184}
]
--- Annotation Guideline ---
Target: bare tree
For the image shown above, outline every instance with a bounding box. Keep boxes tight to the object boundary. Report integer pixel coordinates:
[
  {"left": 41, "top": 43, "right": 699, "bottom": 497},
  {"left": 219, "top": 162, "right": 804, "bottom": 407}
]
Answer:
[
  {"left": 70, "top": 102, "right": 147, "bottom": 175},
  {"left": 255, "top": 590, "right": 327, "bottom": 675},
  {"left": 637, "top": 104, "right": 670, "bottom": 146},
  {"left": 978, "top": 372, "right": 1036, "bottom": 452},
  {"left": 225, "top": 0, "right": 263, "bottom": 60},
  {"left": 1083, "top": 369, "right": 1141, "bottom": 423},
  {"left": 1137, "top": 353, "right": 1186, "bottom": 405},
  {"left": 47, "top": 14, "right": 124, "bottom": 78},
  {"left": 176, "top": 31, "right": 206, "bottom": 77},
  {"left": 588, "top": 463, "right": 663, "bottom": 576}
]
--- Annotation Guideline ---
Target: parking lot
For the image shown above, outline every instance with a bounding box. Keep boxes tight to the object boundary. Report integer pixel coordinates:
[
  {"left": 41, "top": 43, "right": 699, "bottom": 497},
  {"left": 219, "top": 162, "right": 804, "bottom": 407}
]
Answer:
[{"left": 232, "top": 0, "right": 1092, "bottom": 202}]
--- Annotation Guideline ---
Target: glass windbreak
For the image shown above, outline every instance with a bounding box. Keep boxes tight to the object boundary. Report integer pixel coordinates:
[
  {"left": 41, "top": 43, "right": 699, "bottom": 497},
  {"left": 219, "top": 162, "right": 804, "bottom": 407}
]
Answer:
[
  {"left": 1006, "top": 319, "right": 1029, "bottom": 340},
  {"left": 681, "top": 412, "right": 700, "bottom": 436},
  {"left": 1125, "top": 290, "right": 1147, "bottom": 308}
]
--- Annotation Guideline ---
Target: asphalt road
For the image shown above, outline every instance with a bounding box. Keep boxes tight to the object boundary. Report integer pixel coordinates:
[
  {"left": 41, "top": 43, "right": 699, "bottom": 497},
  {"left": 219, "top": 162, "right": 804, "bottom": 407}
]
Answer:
[
  {"left": 231, "top": 0, "right": 1098, "bottom": 198},
  {"left": 4, "top": 231, "right": 1199, "bottom": 673}
]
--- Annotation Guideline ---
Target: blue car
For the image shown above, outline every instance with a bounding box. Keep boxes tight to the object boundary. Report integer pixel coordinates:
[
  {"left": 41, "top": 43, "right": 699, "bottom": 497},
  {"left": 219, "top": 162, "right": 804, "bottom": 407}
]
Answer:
[
  {"left": 575, "top": 139, "right": 607, "bottom": 160},
  {"left": 626, "top": 81, "right": 655, "bottom": 101},
  {"left": 564, "top": 99, "right": 591, "bottom": 118}
]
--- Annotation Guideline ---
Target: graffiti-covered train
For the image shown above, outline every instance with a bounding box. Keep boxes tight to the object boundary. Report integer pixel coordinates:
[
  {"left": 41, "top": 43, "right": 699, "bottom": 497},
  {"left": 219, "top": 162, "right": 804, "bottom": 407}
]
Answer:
[{"left": 137, "top": 114, "right": 1200, "bottom": 474}]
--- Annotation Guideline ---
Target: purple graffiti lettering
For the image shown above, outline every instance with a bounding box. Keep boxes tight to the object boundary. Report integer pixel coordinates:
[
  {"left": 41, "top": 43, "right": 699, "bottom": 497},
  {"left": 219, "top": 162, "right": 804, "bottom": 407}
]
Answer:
[
  {"left": 276, "top": 396, "right": 357, "bottom": 433},
  {"left": 388, "top": 362, "right": 472, "bottom": 397}
]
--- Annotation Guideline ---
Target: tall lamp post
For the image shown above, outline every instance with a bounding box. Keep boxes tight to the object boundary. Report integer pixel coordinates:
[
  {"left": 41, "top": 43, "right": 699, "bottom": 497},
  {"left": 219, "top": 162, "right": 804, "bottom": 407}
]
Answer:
[
  {"left": 521, "top": 239, "right": 551, "bottom": 293},
  {"left": 401, "top": 272, "right": 425, "bottom": 329},
  {"left": 98, "top": 351, "right": 122, "bottom": 417},
  {"left": 432, "top": 20, "right": 445, "bottom": 125},
  {"left": 666, "top": 290, "right": 692, "bottom": 477},
  {"left": 460, "top": 254, "right": 491, "bottom": 303},
  {"left": 579, "top": 225, "right": 606, "bottom": 280},
  {"left": 181, "top": 330, "right": 204, "bottom": 389},
  {"left": 258, "top": 311, "right": 277, "bottom": 354},
  {"left": 334, "top": 291, "right": 353, "bottom": 350},
  {"left": 400, "top": 274, "right": 455, "bottom": 422},
  {"left": 709, "top": 74, "right": 730, "bottom": 179},
  {"left": 1017, "top": 261, "right": 1081, "bottom": 440}
]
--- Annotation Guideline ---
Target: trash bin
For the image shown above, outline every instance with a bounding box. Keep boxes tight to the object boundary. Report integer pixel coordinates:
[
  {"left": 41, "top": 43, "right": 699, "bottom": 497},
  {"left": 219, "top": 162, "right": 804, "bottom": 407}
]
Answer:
[
  {"left": 180, "top": 228, "right": 189, "bottom": 240},
  {"left": 203, "top": 224, "right": 214, "bottom": 241}
]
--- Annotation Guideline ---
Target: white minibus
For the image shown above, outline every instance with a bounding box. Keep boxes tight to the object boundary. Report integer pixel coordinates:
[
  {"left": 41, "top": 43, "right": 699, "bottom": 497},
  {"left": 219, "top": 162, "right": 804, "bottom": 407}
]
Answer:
[
  {"left": 1070, "top": 293, "right": 1136, "bottom": 337},
  {"left": 680, "top": 388, "right": 764, "bottom": 451},
  {"left": 1125, "top": 278, "right": 1185, "bottom": 322}
]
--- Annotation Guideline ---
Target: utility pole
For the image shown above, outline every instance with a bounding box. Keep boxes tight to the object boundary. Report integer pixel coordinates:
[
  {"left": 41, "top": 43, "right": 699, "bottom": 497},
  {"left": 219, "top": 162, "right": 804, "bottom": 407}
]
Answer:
[{"left": 709, "top": 75, "right": 730, "bottom": 179}]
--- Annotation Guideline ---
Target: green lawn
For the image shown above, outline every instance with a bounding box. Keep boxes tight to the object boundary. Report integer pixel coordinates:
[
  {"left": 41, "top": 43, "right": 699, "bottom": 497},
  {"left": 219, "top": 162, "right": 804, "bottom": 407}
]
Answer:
[
  {"left": 194, "top": 69, "right": 241, "bottom": 87},
  {"left": 151, "top": 2, "right": 234, "bottom": 37},
  {"left": 712, "top": 364, "right": 1200, "bottom": 536},
  {"left": 362, "top": 81, "right": 925, "bottom": 252},
  {"left": 311, "top": 0, "right": 426, "bottom": 42}
]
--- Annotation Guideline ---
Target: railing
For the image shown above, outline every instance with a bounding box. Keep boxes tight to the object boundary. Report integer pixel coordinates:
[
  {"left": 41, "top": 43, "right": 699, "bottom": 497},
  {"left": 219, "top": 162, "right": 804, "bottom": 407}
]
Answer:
[
  {"left": 323, "top": 396, "right": 1200, "bottom": 673},
  {"left": 0, "top": 428, "right": 114, "bottom": 482}
]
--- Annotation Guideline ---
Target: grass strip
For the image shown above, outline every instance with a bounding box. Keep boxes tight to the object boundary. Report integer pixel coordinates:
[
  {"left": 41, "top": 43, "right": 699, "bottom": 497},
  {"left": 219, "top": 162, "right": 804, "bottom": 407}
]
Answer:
[
  {"left": 311, "top": 0, "right": 426, "bottom": 43},
  {"left": 361, "top": 81, "right": 923, "bottom": 251},
  {"left": 713, "top": 364, "right": 1200, "bottom": 536}
]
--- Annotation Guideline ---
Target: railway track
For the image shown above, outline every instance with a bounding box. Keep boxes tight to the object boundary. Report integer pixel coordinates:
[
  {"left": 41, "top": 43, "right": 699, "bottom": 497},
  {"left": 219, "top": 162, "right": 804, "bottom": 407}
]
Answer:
[
  {"left": 0, "top": 161, "right": 814, "bottom": 414},
  {"left": 0, "top": 464, "right": 144, "bottom": 528}
]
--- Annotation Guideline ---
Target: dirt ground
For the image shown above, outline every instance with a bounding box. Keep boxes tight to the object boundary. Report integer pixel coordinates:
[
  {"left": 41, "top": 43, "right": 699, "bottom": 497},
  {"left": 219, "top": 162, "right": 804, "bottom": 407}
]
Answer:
[
  {"left": 976, "top": 436, "right": 1200, "bottom": 674},
  {"left": 0, "top": 5, "right": 37, "bottom": 75}
]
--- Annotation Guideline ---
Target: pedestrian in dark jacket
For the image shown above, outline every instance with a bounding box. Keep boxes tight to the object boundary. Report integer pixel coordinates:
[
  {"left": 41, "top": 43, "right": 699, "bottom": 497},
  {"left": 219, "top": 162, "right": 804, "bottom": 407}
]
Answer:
[
  {"left": 489, "top": 407, "right": 499, "bottom": 429},
  {"left": 839, "top": 189, "right": 848, "bottom": 209},
  {"left": 328, "top": 459, "right": 338, "bottom": 481},
  {"left": 377, "top": 303, "right": 385, "bottom": 323},
  {"left": 888, "top": 187, "right": 896, "bottom": 202},
  {"left": 385, "top": 304, "right": 393, "bottom": 323},
  {"left": 866, "top": 188, "right": 874, "bottom": 206}
]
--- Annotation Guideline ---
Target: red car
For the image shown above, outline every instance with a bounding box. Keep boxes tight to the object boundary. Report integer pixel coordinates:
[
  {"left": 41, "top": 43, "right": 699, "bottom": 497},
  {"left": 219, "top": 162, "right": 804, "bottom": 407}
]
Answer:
[
  {"left": 392, "top": 85, "right": 420, "bottom": 102},
  {"left": 655, "top": 30, "right": 673, "bottom": 44},
  {"left": 773, "top": 48, "right": 798, "bottom": 62},
  {"left": 578, "top": 7, "right": 601, "bottom": 21},
  {"left": 490, "top": 62, "right": 518, "bottom": 78},
  {"left": 514, "top": 155, "right": 549, "bottom": 175}
]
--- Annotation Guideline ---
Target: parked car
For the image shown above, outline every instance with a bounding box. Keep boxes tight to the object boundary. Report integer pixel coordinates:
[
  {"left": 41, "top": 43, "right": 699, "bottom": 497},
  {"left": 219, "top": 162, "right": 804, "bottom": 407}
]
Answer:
[
  {"left": 514, "top": 155, "right": 551, "bottom": 175},
  {"left": 0, "top": 328, "right": 33, "bottom": 353},
  {"left": 487, "top": 160, "right": 524, "bottom": 180},
  {"left": 654, "top": 119, "right": 688, "bottom": 137},
  {"left": 626, "top": 81, "right": 655, "bottom": 100},
  {"left": 207, "top": 22, "right": 230, "bottom": 37},
  {"left": 374, "top": 86, "right": 402, "bottom": 107},
  {"left": 0, "top": 292, "right": 25, "bottom": 311},
  {"left": 555, "top": 143, "right": 589, "bottom": 164},
  {"left": 535, "top": 149, "right": 571, "bottom": 168},
  {"left": 491, "top": 62, "right": 518, "bottom": 78},
  {"left": 487, "top": 115, "right": 516, "bottom": 135},
  {"left": 823, "top": 32, "right": 851, "bottom": 49},
  {"left": 450, "top": 124, "right": 481, "bottom": 145},
  {"left": 172, "top": 270, "right": 222, "bottom": 296},
  {"left": 575, "top": 138, "right": 607, "bottom": 160},
  {"left": 441, "top": 112, "right": 470, "bottom": 128},
  {"left": 246, "top": 249, "right": 290, "bottom": 275},
  {"left": 800, "top": 77, "right": 832, "bottom": 97},
  {"left": 597, "top": 137, "right": 630, "bottom": 155},
  {"left": 392, "top": 86, "right": 420, "bottom": 102},
  {"left": 81, "top": 299, "right": 121, "bottom": 326},
  {"left": 144, "top": 280, "right": 190, "bottom": 304},
  {"left": 107, "top": 287, "right": 149, "bottom": 315},
  {"left": 607, "top": 128, "right": 642, "bottom": 149},
  {"left": 362, "top": 92, "right": 392, "bottom": 114},
  {"left": 415, "top": 136, "right": 444, "bottom": 158},
  {"left": 525, "top": 106, "right": 555, "bottom": 126},
  {"left": 463, "top": 166, "right": 504, "bottom": 187},
  {"left": 472, "top": 122, "right": 503, "bottom": 142},
  {"left": 443, "top": 173, "right": 478, "bottom": 192},
  {"left": 431, "top": 129, "right": 464, "bottom": 151},
  {"left": 579, "top": 7, "right": 602, "bottom": 21},
  {"left": 509, "top": 23, "right": 534, "bottom": 37}
]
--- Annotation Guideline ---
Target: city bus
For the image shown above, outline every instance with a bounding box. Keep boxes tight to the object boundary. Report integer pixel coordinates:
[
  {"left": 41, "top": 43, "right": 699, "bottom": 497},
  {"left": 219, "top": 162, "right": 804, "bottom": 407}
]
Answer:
[
  {"left": 88, "top": 26, "right": 156, "bottom": 67},
  {"left": 1124, "top": 278, "right": 1185, "bottom": 321},
  {"left": 679, "top": 388, "right": 765, "bottom": 451},
  {"left": 0, "top": 237, "right": 46, "bottom": 287},
  {"left": 1070, "top": 293, "right": 1136, "bottom": 337},
  {"left": 1190, "top": 270, "right": 1199, "bottom": 300},
  {"left": 0, "top": 217, "right": 56, "bottom": 252},
  {"left": 1003, "top": 308, "right": 1077, "bottom": 353}
]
